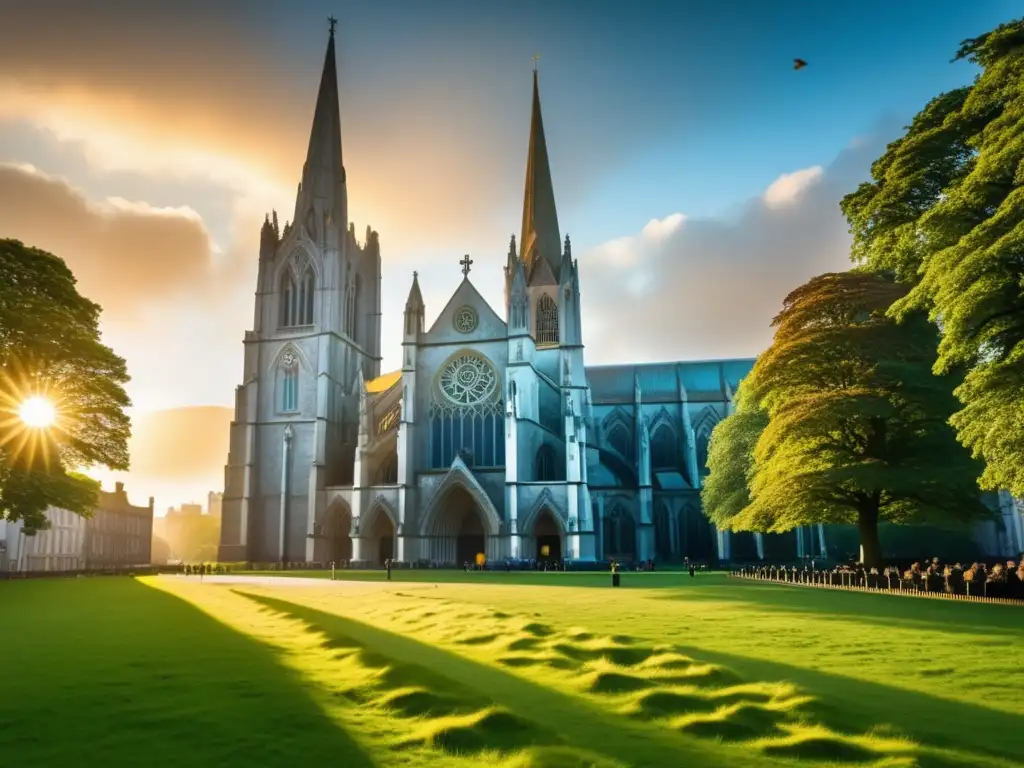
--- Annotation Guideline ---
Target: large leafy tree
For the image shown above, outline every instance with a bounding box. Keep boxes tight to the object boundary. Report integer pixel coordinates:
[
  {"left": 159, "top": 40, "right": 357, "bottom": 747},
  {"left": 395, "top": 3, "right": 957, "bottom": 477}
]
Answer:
[
  {"left": 841, "top": 19, "right": 1024, "bottom": 496},
  {"left": 701, "top": 381, "right": 768, "bottom": 529},
  {"left": 719, "top": 272, "right": 986, "bottom": 567},
  {"left": 0, "top": 239, "right": 131, "bottom": 533}
]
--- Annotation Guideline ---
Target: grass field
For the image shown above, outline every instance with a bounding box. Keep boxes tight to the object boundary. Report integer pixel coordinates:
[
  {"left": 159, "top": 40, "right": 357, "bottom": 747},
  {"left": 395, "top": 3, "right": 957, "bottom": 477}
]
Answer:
[{"left": 2, "top": 573, "right": 1021, "bottom": 767}]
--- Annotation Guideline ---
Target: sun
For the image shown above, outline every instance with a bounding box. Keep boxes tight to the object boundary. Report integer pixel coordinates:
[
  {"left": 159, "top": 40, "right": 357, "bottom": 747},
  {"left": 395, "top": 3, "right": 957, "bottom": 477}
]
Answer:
[{"left": 19, "top": 396, "right": 57, "bottom": 428}]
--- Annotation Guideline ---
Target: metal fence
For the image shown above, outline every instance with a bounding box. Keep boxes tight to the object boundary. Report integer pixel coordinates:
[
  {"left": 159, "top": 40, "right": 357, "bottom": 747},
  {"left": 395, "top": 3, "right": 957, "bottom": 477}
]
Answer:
[{"left": 730, "top": 567, "right": 1024, "bottom": 606}]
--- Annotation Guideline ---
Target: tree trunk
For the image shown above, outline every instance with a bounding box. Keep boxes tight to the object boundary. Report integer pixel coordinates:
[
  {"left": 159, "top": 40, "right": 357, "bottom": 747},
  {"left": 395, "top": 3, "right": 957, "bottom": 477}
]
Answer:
[{"left": 857, "top": 502, "right": 882, "bottom": 569}]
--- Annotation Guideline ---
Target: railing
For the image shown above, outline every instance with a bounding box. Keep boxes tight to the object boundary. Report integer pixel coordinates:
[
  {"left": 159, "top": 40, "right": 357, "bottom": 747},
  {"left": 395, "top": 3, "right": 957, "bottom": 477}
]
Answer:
[{"left": 730, "top": 567, "right": 1024, "bottom": 606}]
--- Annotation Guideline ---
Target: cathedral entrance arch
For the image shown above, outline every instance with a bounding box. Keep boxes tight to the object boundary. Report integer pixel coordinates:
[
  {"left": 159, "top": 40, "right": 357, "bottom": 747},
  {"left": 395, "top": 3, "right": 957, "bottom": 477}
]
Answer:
[
  {"left": 419, "top": 458, "right": 502, "bottom": 566},
  {"left": 429, "top": 486, "right": 488, "bottom": 566},
  {"left": 533, "top": 509, "right": 563, "bottom": 564},
  {"left": 362, "top": 499, "right": 397, "bottom": 565},
  {"left": 322, "top": 499, "right": 353, "bottom": 563}
]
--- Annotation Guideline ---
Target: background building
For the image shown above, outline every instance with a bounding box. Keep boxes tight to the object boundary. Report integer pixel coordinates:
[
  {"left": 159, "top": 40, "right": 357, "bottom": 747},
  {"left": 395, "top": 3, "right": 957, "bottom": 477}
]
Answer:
[{"left": 1, "top": 482, "right": 154, "bottom": 573}]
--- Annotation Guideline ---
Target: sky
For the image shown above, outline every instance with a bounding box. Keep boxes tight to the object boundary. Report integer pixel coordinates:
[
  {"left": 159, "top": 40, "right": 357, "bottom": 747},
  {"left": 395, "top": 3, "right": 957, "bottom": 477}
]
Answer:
[{"left": 0, "top": 0, "right": 1017, "bottom": 511}]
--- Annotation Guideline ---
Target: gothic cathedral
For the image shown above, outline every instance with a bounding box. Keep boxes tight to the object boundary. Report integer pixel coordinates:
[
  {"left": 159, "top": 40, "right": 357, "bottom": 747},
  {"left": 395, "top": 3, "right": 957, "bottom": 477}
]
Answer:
[{"left": 218, "top": 27, "right": 790, "bottom": 567}]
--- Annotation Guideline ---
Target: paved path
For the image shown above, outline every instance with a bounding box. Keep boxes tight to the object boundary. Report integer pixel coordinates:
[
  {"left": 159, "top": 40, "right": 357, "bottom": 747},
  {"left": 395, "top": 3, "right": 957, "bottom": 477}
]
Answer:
[{"left": 159, "top": 573, "right": 364, "bottom": 588}]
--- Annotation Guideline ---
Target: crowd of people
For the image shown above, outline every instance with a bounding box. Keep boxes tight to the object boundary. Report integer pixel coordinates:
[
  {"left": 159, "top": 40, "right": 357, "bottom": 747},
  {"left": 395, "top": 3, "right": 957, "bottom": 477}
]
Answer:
[{"left": 735, "top": 557, "right": 1024, "bottom": 601}]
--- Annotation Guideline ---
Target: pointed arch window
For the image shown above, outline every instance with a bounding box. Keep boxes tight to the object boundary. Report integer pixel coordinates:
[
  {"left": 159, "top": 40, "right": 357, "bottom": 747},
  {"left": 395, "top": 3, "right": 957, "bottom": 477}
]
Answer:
[
  {"left": 603, "top": 504, "right": 636, "bottom": 561},
  {"left": 535, "top": 444, "right": 559, "bottom": 482},
  {"left": 536, "top": 294, "right": 559, "bottom": 347},
  {"left": 607, "top": 423, "right": 630, "bottom": 457},
  {"left": 428, "top": 352, "right": 505, "bottom": 469},
  {"left": 650, "top": 425, "right": 678, "bottom": 470},
  {"left": 280, "top": 272, "right": 296, "bottom": 328},
  {"left": 300, "top": 267, "right": 315, "bottom": 325},
  {"left": 280, "top": 267, "right": 314, "bottom": 328},
  {"left": 280, "top": 352, "right": 299, "bottom": 412}
]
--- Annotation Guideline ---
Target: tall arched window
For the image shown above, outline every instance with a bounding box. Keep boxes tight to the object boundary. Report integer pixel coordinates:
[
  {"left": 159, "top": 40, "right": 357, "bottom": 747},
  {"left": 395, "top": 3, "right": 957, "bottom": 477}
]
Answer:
[
  {"left": 603, "top": 504, "right": 636, "bottom": 561},
  {"left": 280, "top": 353, "right": 299, "bottom": 412},
  {"left": 650, "top": 425, "right": 678, "bottom": 470},
  {"left": 536, "top": 294, "right": 559, "bottom": 347},
  {"left": 280, "top": 272, "right": 296, "bottom": 328},
  {"left": 607, "top": 423, "right": 630, "bottom": 457},
  {"left": 535, "top": 444, "right": 558, "bottom": 482},
  {"left": 428, "top": 352, "right": 505, "bottom": 469},
  {"left": 301, "top": 268, "right": 313, "bottom": 325}
]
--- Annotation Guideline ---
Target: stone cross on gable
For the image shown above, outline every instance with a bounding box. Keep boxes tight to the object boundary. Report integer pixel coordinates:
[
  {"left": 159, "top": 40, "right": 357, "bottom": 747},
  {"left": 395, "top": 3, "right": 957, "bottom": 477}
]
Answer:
[{"left": 460, "top": 254, "right": 473, "bottom": 277}]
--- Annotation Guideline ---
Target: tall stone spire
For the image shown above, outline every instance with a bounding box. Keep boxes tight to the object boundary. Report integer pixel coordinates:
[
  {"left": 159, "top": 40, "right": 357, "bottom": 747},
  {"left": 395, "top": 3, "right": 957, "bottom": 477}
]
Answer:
[
  {"left": 520, "top": 67, "right": 561, "bottom": 284},
  {"left": 294, "top": 21, "right": 347, "bottom": 230}
]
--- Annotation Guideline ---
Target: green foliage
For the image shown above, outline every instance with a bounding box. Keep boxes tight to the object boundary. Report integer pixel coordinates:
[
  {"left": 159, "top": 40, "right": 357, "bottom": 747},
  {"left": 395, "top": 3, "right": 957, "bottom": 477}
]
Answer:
[
  {"left": 840, "top": 18, "right": 1024, "bottom": 495},
  {"left": 0, "top": 239, "right": 131, "bottom": 532},
  {"left": 707, "top": 272, "right": 987, "bottom": 566},
  {"left": 701, "top": 382, "right": 768, "bottom": 529}
]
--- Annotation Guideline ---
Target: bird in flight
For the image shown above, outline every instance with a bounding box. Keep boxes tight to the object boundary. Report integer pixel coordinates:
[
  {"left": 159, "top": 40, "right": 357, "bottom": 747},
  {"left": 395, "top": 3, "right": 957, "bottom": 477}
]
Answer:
[{"left": 793, "top": 58, "right": 808, "bottom": 70}]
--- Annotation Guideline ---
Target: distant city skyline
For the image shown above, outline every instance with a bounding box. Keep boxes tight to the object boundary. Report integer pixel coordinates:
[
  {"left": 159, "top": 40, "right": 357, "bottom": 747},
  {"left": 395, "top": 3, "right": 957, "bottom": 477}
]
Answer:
[{"left": 0, "top": 0, "right": 1017, "bottom": 510}]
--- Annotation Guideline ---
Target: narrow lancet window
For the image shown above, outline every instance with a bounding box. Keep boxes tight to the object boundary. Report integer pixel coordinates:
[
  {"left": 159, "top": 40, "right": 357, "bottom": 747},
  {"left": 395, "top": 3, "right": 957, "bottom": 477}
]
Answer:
[
  {"left": 281, "top": 353, "right": 299, "bottom": 412},
  {"left": 280, "top": 273, "right": 296, "bottom": 327},
  {"left": 302, "top": 268, "right": 315, "bottom": 324}
]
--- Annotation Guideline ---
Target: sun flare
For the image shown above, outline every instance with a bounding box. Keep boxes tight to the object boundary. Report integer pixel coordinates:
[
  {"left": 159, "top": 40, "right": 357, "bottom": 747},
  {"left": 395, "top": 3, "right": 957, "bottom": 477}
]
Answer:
[{"left": 19, "top": 396, "right": 57, "bottom": 428}]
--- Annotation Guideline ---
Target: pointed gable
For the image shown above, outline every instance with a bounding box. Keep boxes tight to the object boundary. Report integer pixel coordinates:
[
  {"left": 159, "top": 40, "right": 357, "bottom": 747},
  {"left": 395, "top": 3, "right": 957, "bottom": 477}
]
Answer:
[
  {"left": 424, "top": 277, "right": 507, "bottom": 344},
  {"left": 528, "top": 253, "right": 557, "bottom": 286}
]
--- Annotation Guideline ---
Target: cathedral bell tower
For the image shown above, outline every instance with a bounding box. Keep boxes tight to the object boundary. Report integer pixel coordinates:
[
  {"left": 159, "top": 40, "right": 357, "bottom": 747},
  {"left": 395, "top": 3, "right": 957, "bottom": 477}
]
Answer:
[{"left": 219, "top": 20, "right": 383, "bottom": 564}]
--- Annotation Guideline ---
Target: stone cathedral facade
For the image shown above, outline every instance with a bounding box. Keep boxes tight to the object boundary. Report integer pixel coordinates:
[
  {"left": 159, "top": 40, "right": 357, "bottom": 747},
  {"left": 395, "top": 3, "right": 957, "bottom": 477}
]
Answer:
[{"left": 218, "top": 27, "right": 836, "bottom": 566}]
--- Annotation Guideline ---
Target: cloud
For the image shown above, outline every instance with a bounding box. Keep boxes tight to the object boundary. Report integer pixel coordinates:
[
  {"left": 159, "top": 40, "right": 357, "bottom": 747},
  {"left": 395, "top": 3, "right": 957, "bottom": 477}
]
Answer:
[
  {"left": 578, "top": 136, "right": 889, "bottom": 365},
  {"left": 762, "top": 166, "right": 824, "bottom": 208},
  {"left": 0, "top": 163, "right": 219, "bottom": 321}
]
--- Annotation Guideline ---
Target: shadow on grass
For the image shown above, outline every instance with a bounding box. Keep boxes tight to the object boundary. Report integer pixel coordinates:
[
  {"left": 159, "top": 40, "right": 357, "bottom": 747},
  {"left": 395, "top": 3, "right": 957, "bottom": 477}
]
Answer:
[
  {"left": 237, "top": 591, "right": 760, "bottom": 768},
  {"left": 655, "top": 578, "right": 1024, "bottom": 636},
  {"left": 666, "top": 640, "right": 1023, "bottom": 763},
  {"left": 0, "top": 578, "right": 376, "bottom": 768}
]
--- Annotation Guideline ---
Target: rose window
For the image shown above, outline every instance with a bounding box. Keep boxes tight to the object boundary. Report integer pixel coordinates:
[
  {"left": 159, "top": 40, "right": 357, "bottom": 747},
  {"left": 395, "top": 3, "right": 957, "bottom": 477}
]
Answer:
[{"left": 439, "top": 353, "right": 497, "bottom": 406}]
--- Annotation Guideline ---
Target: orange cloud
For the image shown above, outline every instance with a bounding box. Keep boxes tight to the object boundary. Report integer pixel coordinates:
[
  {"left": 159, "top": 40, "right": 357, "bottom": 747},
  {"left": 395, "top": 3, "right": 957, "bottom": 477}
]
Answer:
[
  {"left": 0, "top": 6, "right": 523, "bottom": 255},
  {"left": 0, "top": 163, "right": 219, "bottom": 321}
]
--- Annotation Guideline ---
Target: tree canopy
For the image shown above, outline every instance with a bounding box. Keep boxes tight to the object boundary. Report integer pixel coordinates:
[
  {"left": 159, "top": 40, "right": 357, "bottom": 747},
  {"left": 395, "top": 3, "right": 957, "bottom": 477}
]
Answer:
[
  {"left": 703, "top": 271, "right": 987, "bottom": 567},
  {"left": 701, "top": 382, "right": 767, "bottom": 530},
  {"left": 0, "top": 239, "right": 131, "bottom": 532},
  {"left": 840, "top": 19, "right": 1024, "bottom": 496}
]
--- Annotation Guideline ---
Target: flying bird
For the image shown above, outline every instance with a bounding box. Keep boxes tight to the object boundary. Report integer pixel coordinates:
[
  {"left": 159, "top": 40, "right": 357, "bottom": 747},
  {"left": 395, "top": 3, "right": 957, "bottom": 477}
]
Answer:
[{"left": 793, "top": 58, "right": 808, "bottom": 70}]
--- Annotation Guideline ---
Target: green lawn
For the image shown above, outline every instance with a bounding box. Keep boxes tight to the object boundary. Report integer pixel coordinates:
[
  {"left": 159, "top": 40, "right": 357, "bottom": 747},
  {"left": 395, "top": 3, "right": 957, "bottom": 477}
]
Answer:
[{"left": 2, "top": 574, "right": 1021, "bottom": 768}]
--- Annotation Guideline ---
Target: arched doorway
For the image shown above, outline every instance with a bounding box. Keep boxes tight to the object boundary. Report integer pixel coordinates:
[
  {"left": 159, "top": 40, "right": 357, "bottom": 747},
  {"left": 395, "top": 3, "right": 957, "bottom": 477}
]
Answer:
[
  {"left": 364, "top": 506, "right": 396, "bottom": 565},
  {"left": 534, "top": 509, "right": 562, "bottom": 564},
  {"left": 426, "top": 486, "right": 489, "bottom": 566},
  {"left": 323, "top": 501, "right": 352, "bottom": 563}
]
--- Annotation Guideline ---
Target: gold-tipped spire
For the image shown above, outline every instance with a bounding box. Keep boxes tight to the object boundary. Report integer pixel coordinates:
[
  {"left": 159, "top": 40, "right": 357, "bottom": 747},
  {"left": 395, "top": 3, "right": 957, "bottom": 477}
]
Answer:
[{"left": 520, "top": 60, "right": 562, "bottom": 283}]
